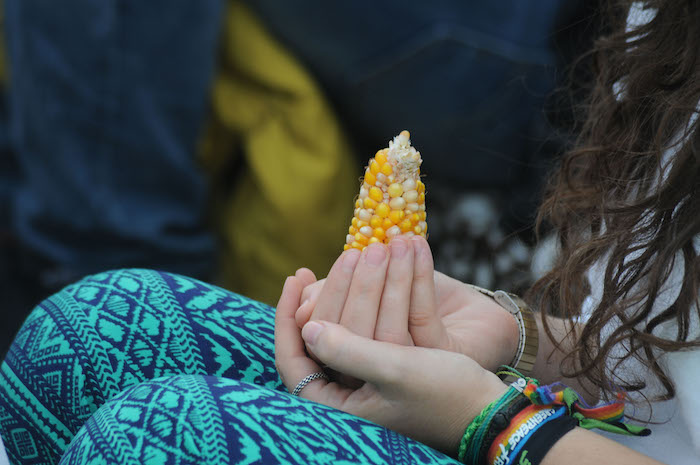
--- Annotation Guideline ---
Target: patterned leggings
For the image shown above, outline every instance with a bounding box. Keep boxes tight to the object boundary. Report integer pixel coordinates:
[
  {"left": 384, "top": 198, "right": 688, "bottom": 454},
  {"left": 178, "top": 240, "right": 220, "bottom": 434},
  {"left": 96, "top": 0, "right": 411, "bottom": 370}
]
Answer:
[{"left": 0, "top": 269, "right": 457, "bottom": 464}]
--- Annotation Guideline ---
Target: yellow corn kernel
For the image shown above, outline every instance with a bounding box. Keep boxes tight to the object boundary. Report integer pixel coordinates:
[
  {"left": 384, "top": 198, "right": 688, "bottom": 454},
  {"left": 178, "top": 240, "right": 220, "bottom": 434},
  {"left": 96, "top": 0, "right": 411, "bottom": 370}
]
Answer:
[
  {"left": 364, "top": 170, "right": 376, "bottom": 186},
  {"left": 355, "top": 233, "right": 369, "bottom": 246},
  {"left": 381, "top": 163, "right": 393, "bottom": 176},
  {"left": 419, "top": 211, "right": 426, "bottom": 221},
  {"left": 369, "top": 186, "right": 383, "bottom": 202},
  {"left": 389, "top": 210, "right": 405, "bottom": 224},
  {"left": 382, "top": 218, "right": 394, "bottom": 230},
  {"left": 373, "top": 228, "right": 386, "bottom": 240},
  {"left": 368, "top": 237, "right": 381, "bottom": 245},
  {"left": 413, "top": 225, "right": 422, "bottom": 235},
  {"left": 375, "top": 150, "right": 388, "bottom": 165},
  {"left": 370, "top": 159, "right": 380, "bottom": 175},
  {"left": 376, "top": 202, "right": 390, "bottom": 218},
  {"left": 352, "top": 217, "right": 359, "bottom": 228},
  {"left": 356, "top": 220, "right": 368, "bottom": 229},
  {"left": 410, "top": 213, "right": 421, "bottom": 224},
  {"left": 344, "top": 244, "right": 350, "bottom": 250},
  {"left": 363, "top": 197, "right": 377, "bottom": 210},
  {"left": 399, "top": 219, "right": 413, "bottom": 232},
  {"left": 355, "top": 199, "right": 362, "bottom": 208},
  {"left": 349, "top": 226, "right": 357, "bottom": 235},
  {"left": 417, "top": 180, "right": 425, "bottom": 193}
]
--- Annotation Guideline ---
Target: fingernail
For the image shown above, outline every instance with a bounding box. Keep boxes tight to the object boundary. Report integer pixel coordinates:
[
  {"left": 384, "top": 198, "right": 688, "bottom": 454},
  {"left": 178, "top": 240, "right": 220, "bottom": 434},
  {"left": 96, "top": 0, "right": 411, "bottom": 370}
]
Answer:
[
  {"left": 302, "top": 321, "right": 323, "bottom": 345},
  {"left": 390, "top": 238, "right": 408, "bottom": 258},
  {"left": 342, "top": 249, "right": 361, "bottom": 272},
  {"left": 365, "top": 243, "right": 386, "bottom": 266}
]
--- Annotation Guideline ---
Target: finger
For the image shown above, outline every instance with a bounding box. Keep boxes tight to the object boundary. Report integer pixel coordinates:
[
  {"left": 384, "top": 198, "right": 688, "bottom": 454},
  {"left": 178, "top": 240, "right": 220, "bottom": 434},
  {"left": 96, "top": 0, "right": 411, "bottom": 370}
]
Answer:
[
  {"left": 300, "top": 278, "right": 325, "bottom": 306},
  {"left": 295, "top": 298, "right": 314, "bottom": 329},
  {"left": 302, "top": 320, "right": 408, "bottom": 388},
  {"left": 295, "top": 268, "right": 317, "bottom": 288},
  {"left": 311, "top": 249, "right": 361, "bottom": 324},
  {"left": 297, "top": 279, "right": 325, "bottom": 328},
  {"left": 274, "top": 276, "right": 326, "bottom": 393},
  {"left": 340, "top": 242, "right": 390, "bottom": 337},
  {"left": 408, "top": 237, "right": 449, "bottom": 348},
  {"left": 374, "top": 237, "right": 414, "bottom": 344}
]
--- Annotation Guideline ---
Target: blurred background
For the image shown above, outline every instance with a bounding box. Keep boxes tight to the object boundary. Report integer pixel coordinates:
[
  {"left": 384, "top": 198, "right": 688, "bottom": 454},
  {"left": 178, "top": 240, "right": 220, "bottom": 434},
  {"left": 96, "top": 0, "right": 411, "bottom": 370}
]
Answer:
[{"left": 0, "top": 0, "right": 601, "bottom": 356}]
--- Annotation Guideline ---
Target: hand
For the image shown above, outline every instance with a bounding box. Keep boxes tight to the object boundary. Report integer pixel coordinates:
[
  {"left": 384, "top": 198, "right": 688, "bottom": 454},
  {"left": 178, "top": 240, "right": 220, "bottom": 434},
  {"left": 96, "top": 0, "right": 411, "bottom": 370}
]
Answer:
[
  {"left": 297, "top": 237, "right": 417, "bottom": 345},
  {"left": 295, "top": 237, "right": 520, "bottom": 371},
  {"left": 275, "top": 278, "right": 507, "bottom": 455}
]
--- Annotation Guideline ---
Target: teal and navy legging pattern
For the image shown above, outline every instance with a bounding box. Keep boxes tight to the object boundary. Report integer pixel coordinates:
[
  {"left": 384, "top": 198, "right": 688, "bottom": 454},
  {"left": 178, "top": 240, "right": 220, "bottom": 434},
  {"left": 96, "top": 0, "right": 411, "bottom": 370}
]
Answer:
[{"left": 0, "top": 269, "right": 458, "bottom": 464}]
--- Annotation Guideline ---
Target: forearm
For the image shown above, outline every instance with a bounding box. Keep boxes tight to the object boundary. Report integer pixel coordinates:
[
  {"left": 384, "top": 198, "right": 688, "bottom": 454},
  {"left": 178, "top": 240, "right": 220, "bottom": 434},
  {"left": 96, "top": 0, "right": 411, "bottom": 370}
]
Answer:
[
  {"left": 531, "top": 313, "right": 599, "bottom": 403},
  {"left": 542, "top": 428, "right": 664, "bottom": 465}
]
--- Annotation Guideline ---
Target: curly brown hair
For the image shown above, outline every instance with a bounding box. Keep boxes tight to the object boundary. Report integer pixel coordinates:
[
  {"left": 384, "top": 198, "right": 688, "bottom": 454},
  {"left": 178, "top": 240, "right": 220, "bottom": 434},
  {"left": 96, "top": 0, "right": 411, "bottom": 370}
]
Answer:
[{"left": 531, "top": 0, "right": 700, "bottom": 403}]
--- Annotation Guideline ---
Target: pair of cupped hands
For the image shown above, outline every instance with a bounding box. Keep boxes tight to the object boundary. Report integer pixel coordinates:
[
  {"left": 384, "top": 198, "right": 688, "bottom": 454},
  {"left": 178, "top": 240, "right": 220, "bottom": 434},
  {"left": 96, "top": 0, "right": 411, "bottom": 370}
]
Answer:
[{"left": 275, "top": 236, "right": 519, "bottom": 455}]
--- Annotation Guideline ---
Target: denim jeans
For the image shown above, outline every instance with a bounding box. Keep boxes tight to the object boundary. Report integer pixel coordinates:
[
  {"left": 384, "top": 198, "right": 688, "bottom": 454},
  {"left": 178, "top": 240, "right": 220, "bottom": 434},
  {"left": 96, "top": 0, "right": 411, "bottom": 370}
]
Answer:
[{"left": 3, "top": 0, "right": 224, "bottom": 284}]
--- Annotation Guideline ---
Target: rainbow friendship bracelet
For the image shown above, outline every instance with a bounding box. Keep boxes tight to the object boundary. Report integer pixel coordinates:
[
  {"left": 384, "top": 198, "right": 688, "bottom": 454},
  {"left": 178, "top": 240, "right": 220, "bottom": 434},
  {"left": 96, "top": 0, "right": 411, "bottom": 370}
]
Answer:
[{"left": 456, "top": 367, "right": 652, "bottom": 465}]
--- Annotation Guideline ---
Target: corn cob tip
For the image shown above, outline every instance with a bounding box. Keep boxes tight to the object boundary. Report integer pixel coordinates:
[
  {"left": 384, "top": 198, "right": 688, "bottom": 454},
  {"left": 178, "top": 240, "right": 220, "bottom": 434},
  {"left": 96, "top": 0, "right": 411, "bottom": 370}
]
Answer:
[{"left": 345, "top": 130, "right": 427, "bottom": 251}]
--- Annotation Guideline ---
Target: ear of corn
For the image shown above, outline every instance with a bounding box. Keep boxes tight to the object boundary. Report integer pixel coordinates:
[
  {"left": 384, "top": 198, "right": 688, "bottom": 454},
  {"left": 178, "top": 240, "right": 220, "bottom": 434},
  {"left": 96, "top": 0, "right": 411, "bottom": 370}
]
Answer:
[{"left": 345, "top": 130, "right": 427, "bottom": 251}]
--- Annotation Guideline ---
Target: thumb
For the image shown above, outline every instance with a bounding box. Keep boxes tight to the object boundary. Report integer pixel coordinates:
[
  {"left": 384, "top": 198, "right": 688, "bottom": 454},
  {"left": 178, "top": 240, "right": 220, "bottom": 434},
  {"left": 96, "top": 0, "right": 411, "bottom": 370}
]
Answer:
[{"left": 301, "top": 321, "right": 405, "bottom": 386}]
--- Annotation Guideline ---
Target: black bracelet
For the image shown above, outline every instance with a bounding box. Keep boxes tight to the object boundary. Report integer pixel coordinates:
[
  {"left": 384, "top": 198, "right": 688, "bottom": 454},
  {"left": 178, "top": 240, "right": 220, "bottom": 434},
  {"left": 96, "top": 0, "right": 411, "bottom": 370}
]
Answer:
[{"left": 510, "top": 414, "right": 578, "bottom": 465}]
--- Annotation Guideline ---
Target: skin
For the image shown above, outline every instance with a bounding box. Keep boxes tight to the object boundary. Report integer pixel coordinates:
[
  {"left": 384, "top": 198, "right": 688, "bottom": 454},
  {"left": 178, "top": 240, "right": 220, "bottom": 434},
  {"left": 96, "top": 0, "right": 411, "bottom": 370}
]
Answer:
[{"left": 274, "top": 238, "right": 666, "bottom": 464}]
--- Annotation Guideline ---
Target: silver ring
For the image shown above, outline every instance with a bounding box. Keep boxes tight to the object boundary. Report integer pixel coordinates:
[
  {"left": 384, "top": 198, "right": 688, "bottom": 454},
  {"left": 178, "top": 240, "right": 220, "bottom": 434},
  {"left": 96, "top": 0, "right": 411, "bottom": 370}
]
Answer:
[{"left": 291, "top": 372, "right": 329, "bottom": 396}]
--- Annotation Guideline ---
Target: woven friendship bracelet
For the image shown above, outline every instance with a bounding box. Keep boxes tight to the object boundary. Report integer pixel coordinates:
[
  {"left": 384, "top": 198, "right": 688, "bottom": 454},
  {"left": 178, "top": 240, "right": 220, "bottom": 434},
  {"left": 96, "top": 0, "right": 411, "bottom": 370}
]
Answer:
[{"left": 457, "top": 367, "right": 650, "bottom": 465}]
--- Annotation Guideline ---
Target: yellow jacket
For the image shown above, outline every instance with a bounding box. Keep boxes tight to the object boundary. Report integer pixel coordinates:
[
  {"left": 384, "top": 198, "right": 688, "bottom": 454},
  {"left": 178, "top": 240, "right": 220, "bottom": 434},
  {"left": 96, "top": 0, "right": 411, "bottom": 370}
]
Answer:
[{"left": 201, "top": 1, "right": 358, "bottom": 304}]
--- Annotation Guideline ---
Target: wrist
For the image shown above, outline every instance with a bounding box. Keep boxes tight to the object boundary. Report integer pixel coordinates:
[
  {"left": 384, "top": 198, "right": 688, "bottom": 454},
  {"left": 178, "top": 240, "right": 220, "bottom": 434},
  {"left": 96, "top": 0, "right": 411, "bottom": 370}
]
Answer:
[{"left": 448, "top": 373, "right": 509, "bottom": 456}]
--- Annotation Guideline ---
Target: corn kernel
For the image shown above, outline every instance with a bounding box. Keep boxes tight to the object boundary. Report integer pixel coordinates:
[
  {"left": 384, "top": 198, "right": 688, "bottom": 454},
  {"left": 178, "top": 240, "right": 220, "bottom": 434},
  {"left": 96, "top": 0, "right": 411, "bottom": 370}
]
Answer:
[
  {"left": 369, "top": 187, "right": 383, "bottom": 202},
  {"left": 418, "top": 193, "right": 425, "bottom": 204},
  {"left": 403, "top": 190, "right": 418, "bottom": 203},
  {"left": 417, "top": 181, "right": 425, "bottom": 193},
  {"left": 399, "top": 219, "right": 413, "bottom": 232},
  {"left": 419, "top": 211, "right": 426, "bottom": 221},
  {"left": 376, "top": 202, "right": 390, "bottom": 218},
  {"left": 355, "top": 233, "right": 369, "bottom": 245},
  {"left": 402, "top": 179, "right": 417, "bottom": 191},
  {"left": 406, "top": 202, "right": 420, "bottom": 212},
  {"left": 375, "top": 150, "right": 388, "bottom": 165},
  {"left": 349, "top": 226, "right": 357, "bottom": 235},
  {"left": 373, "top": 228, "right": 386, "bottom": 240},
  {"left": 359, "top": 209, "right": 372, "bottom": 222},
  {"left": 359, "top": 226, "right": 373, "bottom": 237},
  {"left": 368, "top": 237, "right": 381, "bottom": 245},
  {"left": 363, "top": 198, "right": 377, "bottom": 210},
  {"left": 389, "top": 197, "right": 406, "bottom": 210},
  {"left": 388, "top": 183, "right": 403, "bottom": 198},
  {"left": 370, "top": 160, "right": 380, "bottom": 175},
  {"left": 352, "top": 217, "right": 359, "bottom": 228},
  {"left": 355, "top": 199, "right": 362, "bottom": 208},
  {"left": 364, "top": 170, "right": 376, "bottom": 186},
  {"left": 386, "top": 225, "right": 401, "bottom": 239},
  {"left": 389, "top": 210, "right": 405, "bottom": 224},
  {"left": 381, "top": 163, "right": 393, "bottom": 176},
  {"left": 413, "top": 225, "right": 422, "bottom": 234},
  {"left": 351, "top": 241, "right": 363, "bottom": 250},
  {"left": 344, "top": 244, "right": 350, "bottom": 250},
  {"left": 370, "top": 215, "right": 383, "bottom": 228},
  {"left": 356, "top": 220, "right": 368, "bottom": 229},
  {"left": 411, "top": 213, "right": 421, "bottom": 224},
  {"left": 382, "top": 218, "right": 394, "bottom": 230},
  {"left": 346, "top": 234, "right": 355, "bottom": 243}
]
